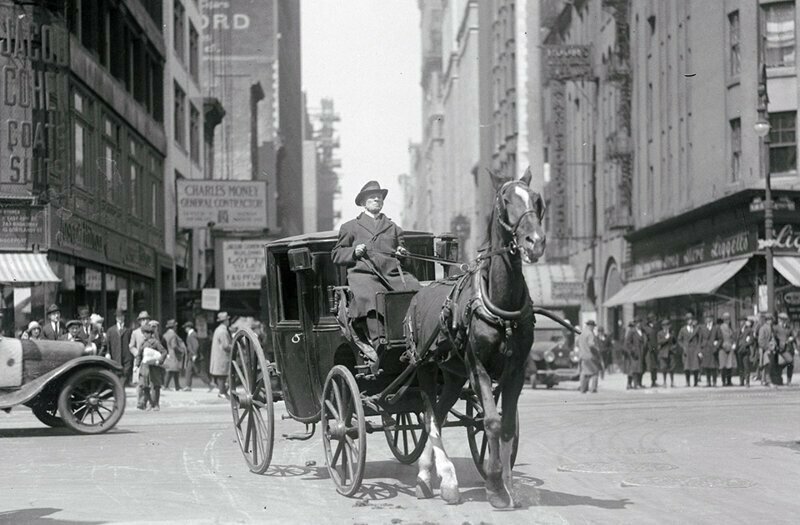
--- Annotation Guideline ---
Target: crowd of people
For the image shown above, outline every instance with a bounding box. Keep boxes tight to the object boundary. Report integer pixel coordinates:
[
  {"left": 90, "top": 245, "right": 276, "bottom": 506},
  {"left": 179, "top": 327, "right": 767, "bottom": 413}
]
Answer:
[
  {"left": 20, "top": 304, "right": 239, "bottom": 410},
  {"left": 606, "top": 311, "right": 796, "bottom": 389}
]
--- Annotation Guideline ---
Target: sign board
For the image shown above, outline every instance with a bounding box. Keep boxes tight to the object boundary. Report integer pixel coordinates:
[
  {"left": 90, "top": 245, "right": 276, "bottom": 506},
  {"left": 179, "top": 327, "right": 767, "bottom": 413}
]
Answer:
[
  {"left": 201, "top": 0, "right": 277, "bottom": 61},
  {"left": 758, "top": 285, "right": 769, "bottom": 313},
  {"left": 552, "top": 281, "right": 585, "bottom": 302},
  {"left": 0, "top": 207, "right": 46, "bottom": 250},
  {"left": 202, "top": 288, "right": 221, "bottom": 311},
  {"left": 217, "top": 239, "right": 267, "bottom": 290},
  {"left": 544, "top": 45, "right": 593, "bottom": 81},
  {"left": 177, "top": 180, "right": 268, "bottom": 230}
]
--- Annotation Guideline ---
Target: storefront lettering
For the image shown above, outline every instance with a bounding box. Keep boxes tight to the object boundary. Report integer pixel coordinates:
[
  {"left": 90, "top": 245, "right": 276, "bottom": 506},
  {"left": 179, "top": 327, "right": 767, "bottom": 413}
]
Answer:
[
  {"left": 774, "top": 225, "right": 800, "bottom": 253},
  {"left": 709, "top": 232, "right": 750, "bottom": 259},
  {"left": 56, "top": 218, "right": 106, "bottom": 254},
  {"left": 633, "top": 230, "right": 755, "bottom": 278}
]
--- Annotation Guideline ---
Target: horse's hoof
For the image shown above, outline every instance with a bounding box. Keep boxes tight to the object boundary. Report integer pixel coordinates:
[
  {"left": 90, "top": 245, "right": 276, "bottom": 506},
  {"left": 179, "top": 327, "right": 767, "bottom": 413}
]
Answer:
[
  {"left": 440, "top": 483, "right": 461, "bottom": 505},
  {"left": 487, "top": 490, "right": 512, "bottom": 509},
  {"left": 415, "top": 478, "right": 434, "bottom": 499}
]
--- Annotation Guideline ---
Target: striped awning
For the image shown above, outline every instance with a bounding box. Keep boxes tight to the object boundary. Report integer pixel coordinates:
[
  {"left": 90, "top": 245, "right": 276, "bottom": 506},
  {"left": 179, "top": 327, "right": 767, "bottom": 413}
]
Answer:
[
  {"left": 0, "top": 253, "right": 60, "bottom": 284},
  {"left": 774, "top": 256, "right": 800, "bottom": 287}
]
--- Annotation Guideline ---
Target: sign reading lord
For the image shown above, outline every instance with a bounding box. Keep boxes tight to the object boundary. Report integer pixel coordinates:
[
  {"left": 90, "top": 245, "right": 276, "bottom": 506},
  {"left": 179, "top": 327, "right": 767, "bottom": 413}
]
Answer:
[
  {"left": 177, "top": 180, "right": 268, "bottom": 230},
  {"left": 218, "top": 240, "right": 267, "bottom": 290}
]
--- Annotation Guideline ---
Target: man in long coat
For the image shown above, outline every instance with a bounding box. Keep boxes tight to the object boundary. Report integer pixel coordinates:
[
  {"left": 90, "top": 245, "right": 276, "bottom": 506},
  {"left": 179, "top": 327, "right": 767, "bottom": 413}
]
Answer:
[
  {"left": 210, "top": 311, "right": 232, "bottom": 398},
  {"left": 624, "top": 318, "right": 646, "bottom": 389},
  {"left": 182, "top": 321, "right": 204, "bottom": 390},
  {"left": 578, "top": 320, "right": 602, "bottom": 393},
  {"left": 774, "top": 312, "right": 795, "bottom": 385},
  {"left": 643, "top": 313, "right": 659, "bottom": 387},
  {"left": 757, "top": 315, "right": 775, "bottom": 386},
  {"left": 332, "top": 181, "right": 420, "bottom": 368},
  {"left": 162, "top": 319, "right": 184, "bottom": 390},
  {"left": 735, "top": 316, "right": 757, "bottom": 387},
  {"left": 106, "top": 310, "right": 132, "bottom": 383},
  {"left": 698, "top": 314, "right": 721, "bottom": 387},
  {"left": 718, "top": 312, "right": 736, "bottom": 386},
  {"left": 128, "top": 311, "right": 151, "bottom": 385},
  {"left": 657, "top": 319, "right": 676, "bottom": 387},
  {"left": 136, "top": 320, "right": 167, "bottom": 411},
  {"left": 42, "top": 304, "right": 65, "bottom": 340},
  {"left": 678, "top": 313, "right": 701, "bottom": 386}
]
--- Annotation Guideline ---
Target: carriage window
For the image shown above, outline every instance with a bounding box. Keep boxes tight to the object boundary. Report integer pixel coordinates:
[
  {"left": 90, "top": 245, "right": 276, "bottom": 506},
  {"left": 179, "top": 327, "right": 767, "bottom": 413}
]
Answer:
[
  {"left": 276, "top": 253, "right": 300, "bottom": 321},
  {"left": 403, "top": 239, "right": 435, "bottom": 281}
]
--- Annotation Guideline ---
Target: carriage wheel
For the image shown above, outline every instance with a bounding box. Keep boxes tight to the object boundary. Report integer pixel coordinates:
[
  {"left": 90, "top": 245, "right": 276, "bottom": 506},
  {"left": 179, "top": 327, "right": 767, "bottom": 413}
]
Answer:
[
  {"left": 465, "top": 393, "right": 519, "bottom": 479},
  {"left": 57, "top": 368, "right": 126, "bottom": 435},
  {"left": 321, "top": 365, "right": 367, "bottom": 496},
  {"left": 383, "top": 411, "right": 428, "bottom": 464},
  {"left": 31, "top": 404, "right": 64, "bottom": 428},
  {"left": 229, "top": 328, "right": 274, "bottom": 474}
]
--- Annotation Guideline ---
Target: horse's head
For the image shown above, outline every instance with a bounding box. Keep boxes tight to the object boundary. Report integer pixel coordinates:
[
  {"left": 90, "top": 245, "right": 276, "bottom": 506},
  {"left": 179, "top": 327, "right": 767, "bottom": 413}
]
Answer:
[{"left": 493, "top": 167, "right": 547, "bottom": 264}]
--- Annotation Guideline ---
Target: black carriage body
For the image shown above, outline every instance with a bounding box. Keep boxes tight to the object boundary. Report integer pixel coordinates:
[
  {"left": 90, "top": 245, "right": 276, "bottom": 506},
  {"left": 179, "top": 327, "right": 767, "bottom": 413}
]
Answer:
[{"left": 263, "top": 230, "right": 439, "bottom": 423}]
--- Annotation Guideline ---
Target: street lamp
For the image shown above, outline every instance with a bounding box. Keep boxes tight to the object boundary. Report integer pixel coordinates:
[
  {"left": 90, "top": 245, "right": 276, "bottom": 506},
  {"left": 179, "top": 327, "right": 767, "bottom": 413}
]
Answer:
[{"left": 755, "top": 67, "right": 773, "bottom": 317}]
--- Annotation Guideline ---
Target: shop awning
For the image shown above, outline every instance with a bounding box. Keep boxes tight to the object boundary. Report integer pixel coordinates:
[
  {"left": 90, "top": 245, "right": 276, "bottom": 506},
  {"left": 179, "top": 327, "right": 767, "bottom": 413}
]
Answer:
[
  {"left": 604, "top": 258, "right": 749, "bottom": 307},
  {"left": 774, "top": 256, "right": 800, "bottom": 287},
  {"left": 0, "top": 253, "right": 60, "bottom": 284},
  {"left": 523, "top": 264, "right": 583, "bottom": 307}
]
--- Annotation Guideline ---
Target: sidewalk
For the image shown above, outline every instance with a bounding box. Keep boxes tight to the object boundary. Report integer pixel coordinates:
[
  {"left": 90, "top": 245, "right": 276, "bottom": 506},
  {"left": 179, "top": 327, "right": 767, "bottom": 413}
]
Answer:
[
  {"left": 123, "top": 384, "right": 230, "bottom": 410},
  {"left": 578, "top": 371, "right": 799, "bottom": 394}
]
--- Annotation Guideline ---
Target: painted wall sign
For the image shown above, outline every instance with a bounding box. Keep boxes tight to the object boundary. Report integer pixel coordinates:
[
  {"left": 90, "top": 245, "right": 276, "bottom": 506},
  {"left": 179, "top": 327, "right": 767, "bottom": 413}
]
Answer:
[
  {"left": 216, "top": 239, "right": 267, "bottom": 290},
  {"left": 177, "top": 179, "right": 268, "bottom": 230},
  {"left": 552, "top": 281, "right": 585, "bottom": 301},
  {"left": 544, "top": 45, "right": 593, "bottom": 81},
  {"left": 0, "top": 206, "right": 45, "bottom": 249}
]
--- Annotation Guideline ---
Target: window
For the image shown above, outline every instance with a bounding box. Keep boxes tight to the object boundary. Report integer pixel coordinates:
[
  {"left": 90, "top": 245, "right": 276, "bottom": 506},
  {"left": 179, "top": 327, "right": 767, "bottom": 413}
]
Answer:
[
  {"left": 151, "top": 181, "right": 158, "bottom": 226},
  {"left": 72, "top": 92, "right": 92, "bottom": 189},
  {"left": 174, "top": 82, "right": 186, "bottom": 147},
  {"left": 129, "top": 139, "right": 142, "bottom": 217},
  {"left": 769, "top": 111, "right": 797, "bottom": 174},
  {"left": 103, "top": 117, "right": 120, "bottom": 203},
  {"left": 74, "top": 122, "right": 86, "bottom": 187},
  {"left": 728, "top": 11, "right": 740, "bottom": 76},
  {"left": 190, "top": 103, "right": 200, "bottom": 164},
  {"left": 730, "top": 118, "right": 741, "bottom": 181},
  {"left": 174, "top": 0, "right": 186, "bottom": 62},
  {"left": 189, "top": 23, "right": 200, "bottom": 82},
  {"left": 763, "top": 2, "right": 796, "bottom": 68}
]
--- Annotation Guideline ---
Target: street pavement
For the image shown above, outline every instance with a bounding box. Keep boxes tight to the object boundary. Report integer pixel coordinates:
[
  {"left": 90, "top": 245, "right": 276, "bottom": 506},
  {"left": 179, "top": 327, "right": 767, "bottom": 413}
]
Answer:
[{"left": 1, "top": 374, "right": 799, "bottom": 524}]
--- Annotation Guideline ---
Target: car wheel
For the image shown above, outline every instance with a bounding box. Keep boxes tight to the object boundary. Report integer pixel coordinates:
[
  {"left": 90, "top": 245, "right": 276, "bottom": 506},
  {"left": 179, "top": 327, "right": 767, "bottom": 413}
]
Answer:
[{"left": 58, "top": 367, "right": 126, "bottom": 435}]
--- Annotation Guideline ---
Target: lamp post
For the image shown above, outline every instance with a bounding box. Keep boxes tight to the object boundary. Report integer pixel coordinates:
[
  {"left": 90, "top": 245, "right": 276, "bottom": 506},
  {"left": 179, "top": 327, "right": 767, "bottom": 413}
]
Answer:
[{"left": 755, "top": 65, "right": 773, "bottom": 317}]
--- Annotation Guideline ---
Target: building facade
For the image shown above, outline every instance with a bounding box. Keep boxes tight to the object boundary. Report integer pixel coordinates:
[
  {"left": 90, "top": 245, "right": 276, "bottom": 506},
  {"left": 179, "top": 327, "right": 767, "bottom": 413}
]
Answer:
[{"left": 0, "top": 1, "right": 170, "bottom": 335}]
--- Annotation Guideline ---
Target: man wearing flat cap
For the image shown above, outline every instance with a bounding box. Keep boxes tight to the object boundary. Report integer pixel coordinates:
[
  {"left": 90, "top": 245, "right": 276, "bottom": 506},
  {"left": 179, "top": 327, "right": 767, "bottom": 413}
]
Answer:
[
  {"left": 42, "top": 304, "right": 65, "bottom": 340},
  {"left": 332, "top": 181, "right": 420, "bottom": 371},
  {"left": 578, "top": 320, "right": 602, "bottom": 393},
  {"left": 678, "top": 313, "right": 701, "bottom": 386}
]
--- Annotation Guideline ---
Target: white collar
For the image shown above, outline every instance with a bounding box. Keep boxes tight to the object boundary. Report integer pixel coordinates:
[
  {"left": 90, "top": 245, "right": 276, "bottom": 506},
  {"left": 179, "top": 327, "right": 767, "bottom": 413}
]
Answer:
[{"left": 363, "top": 210, "right": 380, "bottom": 220}]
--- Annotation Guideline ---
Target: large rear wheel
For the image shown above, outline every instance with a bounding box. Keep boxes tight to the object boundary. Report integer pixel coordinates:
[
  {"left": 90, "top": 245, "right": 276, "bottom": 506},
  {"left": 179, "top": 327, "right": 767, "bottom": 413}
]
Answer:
[
  {"left": 465, "top": 391, "right": 519, "bottom": 479},
  {"left": 383, "top": 411, "right": 427, "bottom": 464},
  {"left": 321, "top": 365, "right": 366, "bottom": 496},
  {"left": 229, "top": 328, "right": 274, "bottom": 474},
  {"left": 57, "top": 368, "right": 126, "bottom": 435}
]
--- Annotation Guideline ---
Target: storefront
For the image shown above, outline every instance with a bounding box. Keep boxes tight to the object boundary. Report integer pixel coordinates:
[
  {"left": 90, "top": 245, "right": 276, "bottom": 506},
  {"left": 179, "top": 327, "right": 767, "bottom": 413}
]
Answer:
[{"left": 605, "top": 190, "right": 800, "bottom": 326}]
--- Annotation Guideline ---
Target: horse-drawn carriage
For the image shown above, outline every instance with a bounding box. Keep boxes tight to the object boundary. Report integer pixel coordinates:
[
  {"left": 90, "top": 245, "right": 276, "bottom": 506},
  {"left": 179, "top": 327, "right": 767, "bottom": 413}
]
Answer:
[
  {"left": 227, "top": 175, "right": 571, "bottom": 507},
  {"left": 0, "top": 338, "right": 126, "bottom": 434}
]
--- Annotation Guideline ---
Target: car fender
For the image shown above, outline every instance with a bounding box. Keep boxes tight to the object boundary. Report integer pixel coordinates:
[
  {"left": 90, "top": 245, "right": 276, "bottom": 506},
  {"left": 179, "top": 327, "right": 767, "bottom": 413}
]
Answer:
[{"left": 0, "top": 356, "right": 122, "bottom": 410}]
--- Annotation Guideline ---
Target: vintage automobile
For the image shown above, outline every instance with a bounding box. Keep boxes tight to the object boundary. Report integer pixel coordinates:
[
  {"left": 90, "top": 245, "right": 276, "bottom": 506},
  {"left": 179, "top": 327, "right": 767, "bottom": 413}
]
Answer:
[
  {"left": 526, "top": 316, "right": 580, "bottom": 388},
  {"left": 0, "top": 337, "right": 126, "bottom": 434}
]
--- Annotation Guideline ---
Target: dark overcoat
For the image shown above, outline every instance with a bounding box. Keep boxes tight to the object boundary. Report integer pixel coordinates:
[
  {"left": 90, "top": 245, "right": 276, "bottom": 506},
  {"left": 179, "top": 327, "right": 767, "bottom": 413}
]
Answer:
[
  {"left": 163, "top": 328, "right": 184, "bottom": 372},
  {"left": 332, "top": 213, "right": 420, "bottom": 318},
  {"left": 678, "top": 324, "right": 702, "bottom": 371},
  {"left": 106, "top": 324, "right": 131, "bottom": 367},
  {"left": 698, "top": 322, "right": 721, "bottom": 369},
  {"left": 735, "top": 324, "right": 756, "bottom": 363},
  {"left": 624, "top": 328, "right": 646, "bottom": 375},
  {"left": 657, "top": 328, "right": 677, "bottom": 371},
  {"left": 644, "top": 322, "right": 659, "bottom": 371}
]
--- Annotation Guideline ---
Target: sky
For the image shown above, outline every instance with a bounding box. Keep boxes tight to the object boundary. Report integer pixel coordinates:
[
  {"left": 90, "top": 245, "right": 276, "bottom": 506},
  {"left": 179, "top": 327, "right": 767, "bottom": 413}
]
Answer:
[{"left": 301, "top": 1, "right": 422, "bottom": 227}]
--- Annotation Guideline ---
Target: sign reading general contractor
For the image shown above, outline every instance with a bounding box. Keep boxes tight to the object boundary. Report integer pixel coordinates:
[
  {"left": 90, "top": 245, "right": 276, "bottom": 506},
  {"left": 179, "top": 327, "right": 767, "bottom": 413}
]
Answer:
[{"left": 177, "top": 180, "right": 268, "bottom": 229}]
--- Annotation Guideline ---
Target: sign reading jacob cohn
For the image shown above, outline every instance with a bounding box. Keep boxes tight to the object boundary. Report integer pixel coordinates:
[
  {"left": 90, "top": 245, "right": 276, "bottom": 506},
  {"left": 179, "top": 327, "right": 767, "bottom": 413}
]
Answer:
[
  {"left": 177, "top": 180, "right": 268, "bottom": 230},
  {"left": 217, "top": 240, "right": 267, "bottom": 290}
]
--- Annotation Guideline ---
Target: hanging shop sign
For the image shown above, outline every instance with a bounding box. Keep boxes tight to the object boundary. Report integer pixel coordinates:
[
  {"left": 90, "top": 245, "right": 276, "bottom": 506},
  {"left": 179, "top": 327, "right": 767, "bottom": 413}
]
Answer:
[
  {"left": 215, "top": 239, "right": 268, "bottom": 290},
  {"left": 544, "top": 45, "right": 593, "bottom": 81},
  {"left": 177, "top": 180, "right": 268, "bottom": 230},
  {"left": 201, "top": 288, "right": 221, "bottom": 311},
  {"left": 0, "top": 206, "right": 46, "bottom": 250}
]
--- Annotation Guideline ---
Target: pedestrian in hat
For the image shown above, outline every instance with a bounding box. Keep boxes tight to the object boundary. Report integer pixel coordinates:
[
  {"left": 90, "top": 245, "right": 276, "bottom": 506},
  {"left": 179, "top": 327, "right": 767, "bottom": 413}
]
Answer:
[
  {"left": 717, "top": 313, "right": 736, "bottom": 387},
  {"left": 22, "top": 320, "right": 42, "bottom": 340},
  {"left": 181, "top": 321, "right": 205, "bottom": 391},
  {"left": 678, "top": 313, "right": 701, "bottom": 386},
  {"left": 774, "top": 312, "right": 795, "bottom": 386},
  {"left": 757, "top": 314, "right": 775, "bottom": 386},
  {"left": 699, "top": 313, "right": 721, "bottom": 387},
  {"left": 59, "top": 320, "right": 84, "bottom": 343},
  {"left": 76, "top": 306, "right": 91, "bottom": 344},
  {"left": 210, "top": 312, "right": 232, "bottom": 398},
  {"left": 128, "top": 311, "right": 152, "bottom": 384},
  {"left": 87, "top": 313, "right": 106, "bottom": 356},
  {"left": 107, "top": 310, "right": 132, "bottom": 384},
  {"left": 578, "top": 320, "right": 602, "bottom": 393},
  {"left": 644, "top": 313, "right": 660, "bottom": 387},
  {"left": 162, "top": 319, "right": 185, "bottom": 391},
  {"left": 735, "top": 316, "right": 757, "bottom": 387},
  {"left": 332, "top": 180, "right": 420, "bottom": 373},
  {"left": 136, "top": 320, "right": 167, "bottom": 410},
  {"left": 657, "top": 319, "right": 677, "bottom": 387},
  {"left": 624, "top": 318, "right": 646, "bottom": 389},
  {"left": 42, "top": 304, "right": 64, "bottom": 340}
]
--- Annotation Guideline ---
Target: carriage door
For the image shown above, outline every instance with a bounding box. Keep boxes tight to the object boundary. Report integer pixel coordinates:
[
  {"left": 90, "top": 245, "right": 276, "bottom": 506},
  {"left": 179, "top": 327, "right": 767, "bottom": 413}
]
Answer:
[{"left": 271, "top": 249, "right": 321, "bottom": 422}]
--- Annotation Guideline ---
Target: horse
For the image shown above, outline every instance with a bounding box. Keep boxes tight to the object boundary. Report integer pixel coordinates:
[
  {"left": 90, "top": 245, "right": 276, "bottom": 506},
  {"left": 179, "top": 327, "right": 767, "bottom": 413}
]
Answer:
[{"left": 404, "top": 167, "right": 546, "bottom": 508}]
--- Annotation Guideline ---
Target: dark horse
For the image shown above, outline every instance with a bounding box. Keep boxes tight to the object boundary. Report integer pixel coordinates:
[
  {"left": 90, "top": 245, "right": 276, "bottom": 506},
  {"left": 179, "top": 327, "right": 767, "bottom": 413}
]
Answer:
[{"left": 404, "top": 168, "right": 546, "bottom": 508}]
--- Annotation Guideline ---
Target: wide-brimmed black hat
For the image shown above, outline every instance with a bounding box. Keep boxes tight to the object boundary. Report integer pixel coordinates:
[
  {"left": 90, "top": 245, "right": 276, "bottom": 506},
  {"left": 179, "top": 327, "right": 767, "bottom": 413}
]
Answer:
[
  {"left": 46, "top": 304, "right": 60, "bottom": 315},
  {"left": 355, "top": 181, "right": 388, "bottom": 206}
]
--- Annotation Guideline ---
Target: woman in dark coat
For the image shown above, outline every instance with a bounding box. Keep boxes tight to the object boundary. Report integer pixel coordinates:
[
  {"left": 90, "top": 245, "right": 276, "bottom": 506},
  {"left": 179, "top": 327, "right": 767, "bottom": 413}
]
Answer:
[{"left": 332, "top": 181, "right": 420, "bottom": 367}]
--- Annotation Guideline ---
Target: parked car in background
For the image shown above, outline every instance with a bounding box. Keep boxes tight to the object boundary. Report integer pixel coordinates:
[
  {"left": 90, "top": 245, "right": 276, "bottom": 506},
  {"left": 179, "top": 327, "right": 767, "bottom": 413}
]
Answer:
[{"left": 527, "top": 316, "right": 580, "bottom": 389}]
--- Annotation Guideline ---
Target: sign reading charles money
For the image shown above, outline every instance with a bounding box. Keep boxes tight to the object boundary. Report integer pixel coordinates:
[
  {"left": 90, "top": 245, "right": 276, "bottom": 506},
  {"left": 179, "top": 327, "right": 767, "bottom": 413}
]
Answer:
[
  {"left": 217, "top": 239, "right": 267, "bottom": 290},
  {"left": 177, "top": 180, "right": 268, "bottom": 230}
]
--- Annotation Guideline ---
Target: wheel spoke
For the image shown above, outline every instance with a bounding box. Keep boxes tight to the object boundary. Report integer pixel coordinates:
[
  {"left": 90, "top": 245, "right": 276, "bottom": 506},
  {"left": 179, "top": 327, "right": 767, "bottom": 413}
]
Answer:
[
  {"left": 330, "top": 379, "right": 345, "bottom": 421},
  {"left": 237, "top": 407, "right": 248, "bottom": 426},
  {"left": 331, "top": 438, "right": 344, "bottom": 466},
  {"left": 401, "top": 414, "right": 409, "bottom": 455},
  {"left": 341, "top": 445, "right": 350, "bottom": 484},
  {"left": 324, "top": 399, "right": 340, "bottom": 421},
  {"left": 232, "top": 361, "right": 249, "bottom": 393},
  {"left": 97, "top": 404, "right": 114, "bottom": 414},
  {"left": 244, "top": 411, "right": 254, "bottom": 452}
]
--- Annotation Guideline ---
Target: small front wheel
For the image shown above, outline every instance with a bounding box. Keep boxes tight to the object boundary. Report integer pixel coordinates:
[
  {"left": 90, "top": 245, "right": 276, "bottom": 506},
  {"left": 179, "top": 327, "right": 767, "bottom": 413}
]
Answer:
[
  {"left": 31, "top": 404, "right": 64, "bottom": 428},
  {"left": 384, "top": 411, "right": 427, "bottom": 464},
  {"left": 57, "top": 368, "right": 126, "bottom": 435},
  {"left": 321, "top": 365, "right": 366, "bottom": 496}
]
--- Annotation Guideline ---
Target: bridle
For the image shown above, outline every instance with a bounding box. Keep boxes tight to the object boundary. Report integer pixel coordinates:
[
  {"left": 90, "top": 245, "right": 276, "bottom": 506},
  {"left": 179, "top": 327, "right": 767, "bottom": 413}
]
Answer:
[{"left": 488, "top": 180, "right": 542, "bottom": 257}]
